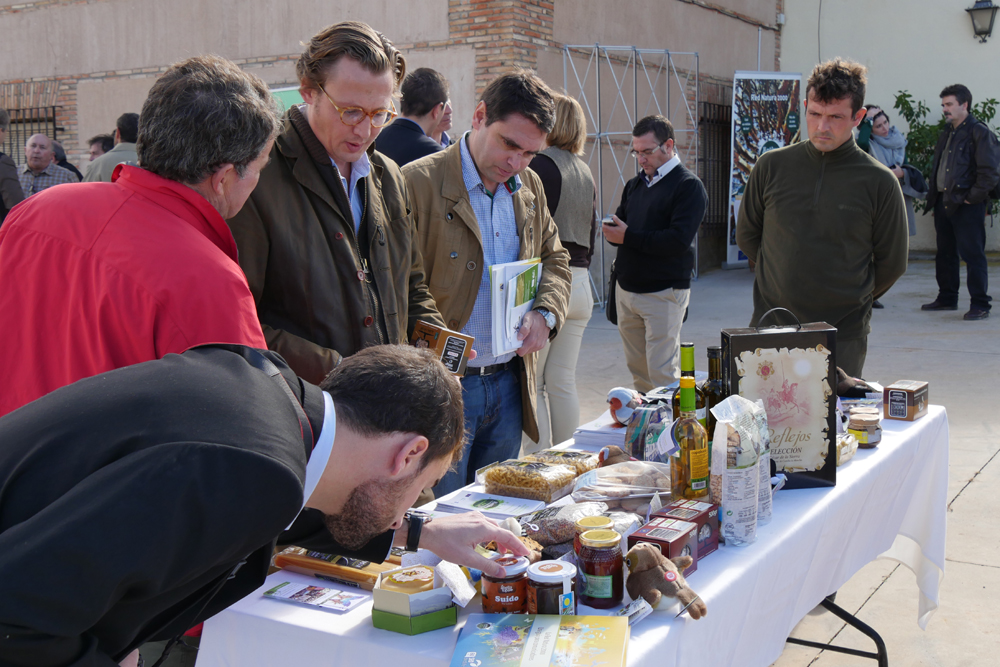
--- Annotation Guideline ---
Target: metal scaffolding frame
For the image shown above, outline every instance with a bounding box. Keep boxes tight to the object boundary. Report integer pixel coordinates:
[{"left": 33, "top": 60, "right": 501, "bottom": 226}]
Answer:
[{"left": 562, "top": 45, "right": 700, "bottom": 305}]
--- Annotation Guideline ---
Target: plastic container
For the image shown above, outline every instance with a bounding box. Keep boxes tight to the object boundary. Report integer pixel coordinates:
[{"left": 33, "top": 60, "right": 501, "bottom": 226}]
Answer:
[
  {"left": 526, "top": 561, "right": 577, "bottom": 615},
  {"left": 482, "top": 460, "right": 577, "bottom": 503},
  {"left": 522, "top": 448, "right": 598, "bottom": 475},
  {"left": 481, "top": 555, "right": 529, "bottom": 613},
  {"left": 577, "top": 529, "right": 624, "bottom": 609}
]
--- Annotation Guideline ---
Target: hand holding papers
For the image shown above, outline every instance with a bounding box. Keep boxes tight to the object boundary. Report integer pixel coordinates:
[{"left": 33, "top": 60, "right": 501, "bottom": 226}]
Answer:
[{"left": 489, "top": 258, "right": 542, "bottom": 357}]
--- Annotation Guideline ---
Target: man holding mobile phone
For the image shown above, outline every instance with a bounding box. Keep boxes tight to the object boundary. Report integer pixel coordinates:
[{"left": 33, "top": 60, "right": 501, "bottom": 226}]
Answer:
[{"left": 602, "top": 115, "right": 707, "bottom": 392}]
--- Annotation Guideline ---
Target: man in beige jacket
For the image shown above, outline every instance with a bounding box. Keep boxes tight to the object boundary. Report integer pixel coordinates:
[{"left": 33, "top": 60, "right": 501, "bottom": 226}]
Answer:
[{"left": 403, "top": 71, "right": 571, "bottom": 496}]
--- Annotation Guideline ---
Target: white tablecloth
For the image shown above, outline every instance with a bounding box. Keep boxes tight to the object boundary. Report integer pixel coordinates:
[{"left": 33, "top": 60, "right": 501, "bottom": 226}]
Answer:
[{"left": 196, "top": 406, "right": 948, "bottom": 667}]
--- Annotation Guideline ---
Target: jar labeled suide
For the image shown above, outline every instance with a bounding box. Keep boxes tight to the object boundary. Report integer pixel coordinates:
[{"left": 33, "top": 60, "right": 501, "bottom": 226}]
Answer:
[
  {"left": 577, "top": 529, "right": 624, "bottom": 609},
  {"left": 481, "top": 555, "right": 529, "bottom": 614}
]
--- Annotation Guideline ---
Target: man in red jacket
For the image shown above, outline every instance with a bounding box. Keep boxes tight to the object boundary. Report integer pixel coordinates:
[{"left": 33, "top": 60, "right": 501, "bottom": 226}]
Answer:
[{"left": 0, "top": 54, "right": 282, "bottom": 417}]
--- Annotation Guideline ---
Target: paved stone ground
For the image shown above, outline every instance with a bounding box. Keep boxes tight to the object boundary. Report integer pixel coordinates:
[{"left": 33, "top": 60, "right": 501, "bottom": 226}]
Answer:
[{"left": 567, "top": 259, "right": 999, "bottom": 667}]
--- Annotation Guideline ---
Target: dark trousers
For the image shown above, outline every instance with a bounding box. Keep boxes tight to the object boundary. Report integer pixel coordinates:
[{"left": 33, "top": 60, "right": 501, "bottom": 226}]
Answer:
[{"left": 933, "top": 199, "right": 992, "bottom": 311}]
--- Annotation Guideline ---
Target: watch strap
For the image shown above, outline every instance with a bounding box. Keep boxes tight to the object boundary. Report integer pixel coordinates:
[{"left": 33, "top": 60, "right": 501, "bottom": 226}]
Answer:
[{"left": 404, "top": 512, "right": 424, "bottom": 552}]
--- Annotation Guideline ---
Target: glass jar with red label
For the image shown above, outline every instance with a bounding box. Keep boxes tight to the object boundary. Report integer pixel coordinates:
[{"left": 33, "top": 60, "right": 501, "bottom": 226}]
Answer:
[
  {"left": 577, "top": 529, "right": 623, "bottom": 609},
  {"left": 481, "top": 554, "right": 529, "bottom": 613}
]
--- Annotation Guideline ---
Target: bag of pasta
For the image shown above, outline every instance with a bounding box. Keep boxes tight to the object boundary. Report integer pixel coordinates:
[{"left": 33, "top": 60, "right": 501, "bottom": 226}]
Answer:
[
  {"left": 482, "top": 460, "right": 577, "bottom": 503},
  {"left": 709, "top": 395, "right": 762, "bottom": 546}
]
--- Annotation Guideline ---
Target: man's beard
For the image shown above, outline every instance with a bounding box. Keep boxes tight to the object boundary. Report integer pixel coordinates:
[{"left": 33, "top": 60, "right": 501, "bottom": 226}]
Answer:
[{"left": 323, "top": 474, "right": 415, "bottom": 551}]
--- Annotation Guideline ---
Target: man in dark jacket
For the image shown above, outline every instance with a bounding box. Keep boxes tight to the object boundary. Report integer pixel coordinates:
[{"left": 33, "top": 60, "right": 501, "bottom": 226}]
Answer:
[
  {"left": 228, "top": 21, "right": 445, "bottom": 385},
  {"left": 0, "top": 109, "right": 25, "bottom": 223},
  {"left": 603, "top": 114, "right": 707, "bottom": 392},
  {"left": 374, "top": 67, "right": 450, "bottom": 167},
  {"left": 922, "top": 84, "right": 1000, "bottom": 321},
  {"left": 0, "top": 344, "right": 525, "bottom": 667}
]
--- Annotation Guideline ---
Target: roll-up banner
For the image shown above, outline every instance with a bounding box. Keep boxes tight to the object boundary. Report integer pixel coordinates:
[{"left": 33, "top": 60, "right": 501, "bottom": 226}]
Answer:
[{"left": 725, "top": 72, "right": 803, "bottom": 268}]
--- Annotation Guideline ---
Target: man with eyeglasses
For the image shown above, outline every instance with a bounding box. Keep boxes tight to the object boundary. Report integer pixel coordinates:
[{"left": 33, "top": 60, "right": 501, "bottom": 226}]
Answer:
[
  {"left": 374, "top": 67, "right": 451, "bottom": 167},
  {"left": 603, "top": 115, "right": 707, "bottom": 392},
  {"left": 229, "top": 21, "right": 446, "bottom": 386}
]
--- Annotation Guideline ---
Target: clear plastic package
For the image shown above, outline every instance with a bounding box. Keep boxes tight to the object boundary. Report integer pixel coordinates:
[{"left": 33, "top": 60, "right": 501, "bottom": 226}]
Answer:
[
  {"left": 518, "top": 502, "right": 608, "bottom": 546},
  {"left": 571, "top": 460, "right": 673, "bottom": 514},
  {"left": 521, "top": 448, "right": 598, "bottom": 476},
  {"left": 482, "top": 460, "right": 577, "bottom": 503}
]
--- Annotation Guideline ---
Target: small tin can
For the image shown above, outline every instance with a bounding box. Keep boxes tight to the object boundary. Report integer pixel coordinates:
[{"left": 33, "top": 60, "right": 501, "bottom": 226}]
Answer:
[
  {"left": 574, "top": 515, "right": 614, "bottom": 556},
  {"left": 481, "top": 554, "right": 529, "bottom": 613},
  {"left": 527, "top": 560, "right": 577, "bottom": 615}
]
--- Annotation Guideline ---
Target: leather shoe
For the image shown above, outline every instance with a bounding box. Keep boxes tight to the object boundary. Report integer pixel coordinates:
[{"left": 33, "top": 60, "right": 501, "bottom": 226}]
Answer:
[
  {"left": 921, "top": 300, "right": 958, "bottom": 311},
  {"left": 872, "top": 299, "right": 884, "bottom": 309},
  {"left": 964, "top": 308, "right": 990, "bottom": 321}
]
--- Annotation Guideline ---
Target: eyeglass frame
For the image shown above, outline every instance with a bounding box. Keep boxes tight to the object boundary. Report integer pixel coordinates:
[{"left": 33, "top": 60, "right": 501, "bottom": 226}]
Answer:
[
  {"left": 319, "top": 85, "right": 398, "bottom": 128},
  {"left": 629, "top": 142, "right": 666, "bottom": 159}
]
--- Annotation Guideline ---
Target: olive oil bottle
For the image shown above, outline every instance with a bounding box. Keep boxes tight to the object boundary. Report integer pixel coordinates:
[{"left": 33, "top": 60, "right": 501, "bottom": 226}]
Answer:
[{"left": 672, "top": 376, "right": 709, "bottom": 500}]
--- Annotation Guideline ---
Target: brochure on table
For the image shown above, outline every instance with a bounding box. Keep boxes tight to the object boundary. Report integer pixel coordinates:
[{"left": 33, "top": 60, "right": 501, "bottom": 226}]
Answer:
[{"left": 489, "top": 258, "right": 541, "bottom": 357}]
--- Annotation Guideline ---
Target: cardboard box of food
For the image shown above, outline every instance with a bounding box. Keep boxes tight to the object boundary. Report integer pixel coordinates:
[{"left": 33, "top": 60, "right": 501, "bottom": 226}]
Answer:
[
  {"left": 371, "top": 605, "right": 457, "bottom": 635},
  {"left": 411, "top": 320, "right": 474, "bottom": 375},
  {"left": 652, "top": 499, "right": 719, "bottom": 560},
  {"left": 372, "top": 565, "right": 455, "bottom": 617},
  {"left": 626, "top": 517, "right": 698, "bottom": 577},
  {"left": 883, "top": 380, "right": 929, "bottom": 421}
]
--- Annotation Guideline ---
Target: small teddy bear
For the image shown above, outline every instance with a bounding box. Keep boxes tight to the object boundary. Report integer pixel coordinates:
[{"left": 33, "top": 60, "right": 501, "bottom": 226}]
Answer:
[{"left": 624, "top": 542, "right": 707, "bottom": 619}]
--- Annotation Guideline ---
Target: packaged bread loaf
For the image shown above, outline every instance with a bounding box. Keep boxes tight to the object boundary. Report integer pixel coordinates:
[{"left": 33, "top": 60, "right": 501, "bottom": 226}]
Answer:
[
  {"left": 570, "top": 460, "right": 672, "bottom": 515},
  {"left": 521, "top": 448, "right": 598, "bottom": 476},
  {"left": 709, "top": 395, "right": 762, "bottom": 546},
  {"left": 482, "top": 459, "right": 577, "bottom": 503}
]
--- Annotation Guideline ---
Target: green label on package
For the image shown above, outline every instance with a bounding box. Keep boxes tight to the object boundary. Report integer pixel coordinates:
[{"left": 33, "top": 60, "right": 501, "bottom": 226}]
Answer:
[{"left": 584, "top": 574, "right": 612, "bottom": 598}]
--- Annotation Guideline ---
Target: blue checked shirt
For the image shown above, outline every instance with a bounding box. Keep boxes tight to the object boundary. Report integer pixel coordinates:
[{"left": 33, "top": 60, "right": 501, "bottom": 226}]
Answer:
[{"left": 459, "top": 135, "right": 521, "bottom": 367}]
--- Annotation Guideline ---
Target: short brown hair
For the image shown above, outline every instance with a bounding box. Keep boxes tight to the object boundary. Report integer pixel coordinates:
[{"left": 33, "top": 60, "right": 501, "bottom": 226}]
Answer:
[
  {"left": 807, "top": 58, "right": 867, "bottom": 114},
  {"left": 632, "top": 115, "right": 674, "bottom": 145},
  {"left": 480, "top": 70, "right": 555, "bottom": 133},
  {"left": 546, "top": 94, "right": 587, "bottom": 155},
  {"left": 319, "top": 345, "right": 466, "bottom": 469},
  {"left": 400, "top": 68, "right": 449, "bottom": 117},
  {"left": 296, "top": 21, "right": 406, "bottom": 93},
  {"left": 138, "top": 55, "right": 281, "bottom": 184}
]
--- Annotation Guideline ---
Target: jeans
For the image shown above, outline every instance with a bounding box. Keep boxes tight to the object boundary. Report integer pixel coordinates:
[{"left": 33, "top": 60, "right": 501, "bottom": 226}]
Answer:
[
  {"left": 933, "top": 199, "right": 992, "bottom": 311},
  {"left": 528, "top": 266, "right": 594, "bottom": 453},
  {"left": 433, "top": 365, "right": 523, "bottom": 498}
]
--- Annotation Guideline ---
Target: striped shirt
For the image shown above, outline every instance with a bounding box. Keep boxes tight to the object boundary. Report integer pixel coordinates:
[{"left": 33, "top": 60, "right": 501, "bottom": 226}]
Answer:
[
  {"left": 19, "top": 162, "right": 76, "bottom": 196},
  {"left": 459, "top": 135, "right": 521, "bottom": 367}
]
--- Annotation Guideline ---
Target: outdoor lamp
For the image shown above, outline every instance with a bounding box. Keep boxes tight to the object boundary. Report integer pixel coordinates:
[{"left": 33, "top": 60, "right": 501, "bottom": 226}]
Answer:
[{"left": 966, "top": 0, "right": 999, "bottom": 42}]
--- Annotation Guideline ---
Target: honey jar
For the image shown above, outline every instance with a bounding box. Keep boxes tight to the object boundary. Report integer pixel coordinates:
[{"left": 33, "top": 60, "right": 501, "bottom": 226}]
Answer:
[
  {"left": 481, "top": 554, "right": 529, "bottom": 613},
  {"left": 577, "top": 529, "right": 623, "bottom": 609},
  {"left": 526, "top": 560, "right": 577, "bottom": 615},
  {"left": 573, "top": 515, "right": 614, "bottom": 556},
  {"left": 847, "top": 413, "right": 882, "bottom": 449}
]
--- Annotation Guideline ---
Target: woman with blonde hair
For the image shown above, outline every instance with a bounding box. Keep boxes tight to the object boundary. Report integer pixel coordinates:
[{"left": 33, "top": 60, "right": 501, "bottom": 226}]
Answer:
[{"left": 523, "top": 94, "right": 598, "bottom": 452}]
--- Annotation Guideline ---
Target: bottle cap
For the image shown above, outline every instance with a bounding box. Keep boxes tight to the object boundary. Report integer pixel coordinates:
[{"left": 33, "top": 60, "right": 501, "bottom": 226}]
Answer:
[
  {"left": 527, "top": 560, "right": 577, "bottom": 583},
  {"left": 707, "top": 346, "right": 721, "bottom": 358},
  {"left": 580, "top": 529, "right": 622, "bottom": 548},
  {"left": 679, "top": 376, "right": 696, "bottom": 389},
  {"left": 489, "top": 554, "right": 530, "bottom": 577},
  {"left": 575, "top": 516, "right": 614, "bottom": 533}
]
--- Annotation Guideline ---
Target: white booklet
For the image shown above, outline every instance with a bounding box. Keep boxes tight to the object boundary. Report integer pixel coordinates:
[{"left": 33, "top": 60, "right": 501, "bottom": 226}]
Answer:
[
  {"left": 263, "top": 581, "right": 369, "bottom": 612},
  {"left": 435, "top": 491, "right": 545, "bottom": 519},
  {"left": 489, "top": 258, "right": 542, "bottom": 357}
]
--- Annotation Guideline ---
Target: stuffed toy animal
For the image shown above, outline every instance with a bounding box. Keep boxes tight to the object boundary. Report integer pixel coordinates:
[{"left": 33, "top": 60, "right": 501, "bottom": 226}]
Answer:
[
  {"left": 624, "top": 542, "right": 707, "bottom": 619},
  {"left": 597, "top": 445, "right": 634, "bottom": 467}
]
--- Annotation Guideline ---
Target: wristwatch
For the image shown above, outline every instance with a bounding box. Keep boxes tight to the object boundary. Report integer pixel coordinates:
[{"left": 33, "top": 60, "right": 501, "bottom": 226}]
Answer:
[
  {"left": 403, "top": 510, "right": 432, "bottom": 553},
  {"left": 535, "top": 307, "right": 556, "bottom": 330}
]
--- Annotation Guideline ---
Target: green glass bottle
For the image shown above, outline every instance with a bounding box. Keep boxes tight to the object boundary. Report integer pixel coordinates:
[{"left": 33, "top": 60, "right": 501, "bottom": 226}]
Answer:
[
  {"left": 672, "top": 342, "right": 706, "bottom": 426},
  {"left": 703, "top": 346, "right": 726, "bottom": 445},
  {"left": 672, "top": 376, "right": 709, "bottom": 500}
]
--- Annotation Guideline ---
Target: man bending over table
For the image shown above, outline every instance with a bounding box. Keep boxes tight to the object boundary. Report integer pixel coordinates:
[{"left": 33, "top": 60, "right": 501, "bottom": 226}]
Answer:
[{"left": 0, "top": 344, "right": 525, "bottom": 667}]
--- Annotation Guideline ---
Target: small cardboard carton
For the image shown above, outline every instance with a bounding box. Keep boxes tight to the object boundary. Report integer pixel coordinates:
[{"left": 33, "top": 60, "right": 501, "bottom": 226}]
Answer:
[
  {"left": 371, "top": 605, "right": 457, "bottom": 635},
  {"left": 626, "top": 517, "right": 698, "bottom": 577},
  {"left": 652, "top": 499, "right": 720, "bottom": 560},
  {"left": 411, "top": 321, "right": 474, "bottom": 375},
  {"left": 883, "top": 380, "right": 929, "bottom": 421},
  {"left": 372, "top": 565, "right": 455, "bottom": 617}
]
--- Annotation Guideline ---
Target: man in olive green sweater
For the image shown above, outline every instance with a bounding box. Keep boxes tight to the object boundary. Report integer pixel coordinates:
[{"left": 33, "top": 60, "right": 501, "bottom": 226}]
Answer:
[{"left": 737, "top": 58, "right": 908, "bottom": 378}]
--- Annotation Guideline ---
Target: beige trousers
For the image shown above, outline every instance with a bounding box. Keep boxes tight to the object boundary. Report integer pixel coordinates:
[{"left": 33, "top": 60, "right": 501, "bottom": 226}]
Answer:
[
  {"left": 616, "top": 284, "right": 690, "bottom": 394},
  {"left": 523, "top": 266, "right": 594, "bottom": 454}
]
